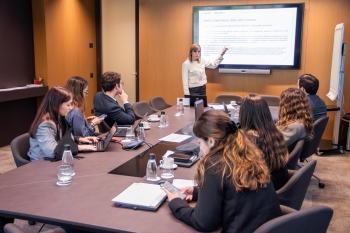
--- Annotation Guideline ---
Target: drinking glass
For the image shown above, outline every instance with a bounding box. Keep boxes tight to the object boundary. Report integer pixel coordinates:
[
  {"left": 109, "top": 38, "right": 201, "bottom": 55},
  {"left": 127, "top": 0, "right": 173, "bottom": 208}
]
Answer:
[
  {"left": 126, "top": 126, "right": 135, "bottom": 141},
  {"left": 160, "top": 157, "right": 175, "bottom": 180},
  {"left": 57, "top": 165, "right": 72, "bottom": 186},
  {"left": 165, "top": 115, "right": 169, "bottom": 126}
]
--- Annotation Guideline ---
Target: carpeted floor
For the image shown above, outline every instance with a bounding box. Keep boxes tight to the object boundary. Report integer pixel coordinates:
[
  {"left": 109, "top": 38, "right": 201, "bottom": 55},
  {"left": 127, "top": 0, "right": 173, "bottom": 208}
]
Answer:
[{"left": 1, "top": 145, "right": 350, "bottom": 232}]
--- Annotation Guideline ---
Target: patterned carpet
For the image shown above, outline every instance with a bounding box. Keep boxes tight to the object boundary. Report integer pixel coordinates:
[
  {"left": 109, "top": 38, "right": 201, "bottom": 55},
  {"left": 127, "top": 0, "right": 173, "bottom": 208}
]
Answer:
[{"left": 1, "top": 145, "right": 350, "bottom": 232}]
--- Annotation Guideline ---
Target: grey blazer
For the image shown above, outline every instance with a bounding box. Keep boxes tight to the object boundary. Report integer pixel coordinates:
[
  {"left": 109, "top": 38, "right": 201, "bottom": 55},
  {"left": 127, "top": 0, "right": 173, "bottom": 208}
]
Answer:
[{"left": 28, "top": 120, "right": 58, "bottom": 161}]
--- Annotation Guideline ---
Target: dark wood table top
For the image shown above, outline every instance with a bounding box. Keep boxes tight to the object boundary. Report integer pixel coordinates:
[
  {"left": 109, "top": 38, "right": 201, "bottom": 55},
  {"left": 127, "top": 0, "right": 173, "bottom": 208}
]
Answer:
[{"left": 0, "top": 106, "right": 201, "bottom": 233}]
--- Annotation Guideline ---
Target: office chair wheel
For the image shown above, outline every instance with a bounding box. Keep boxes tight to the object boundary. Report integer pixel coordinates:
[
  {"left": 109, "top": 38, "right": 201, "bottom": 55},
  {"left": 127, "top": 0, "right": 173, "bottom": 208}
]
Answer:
[
  {"left": 28, "top": 220, "right": 36, "bottom": 225},
  {"left": 319, "top": 182, "right": 325, "bottom": 188}
]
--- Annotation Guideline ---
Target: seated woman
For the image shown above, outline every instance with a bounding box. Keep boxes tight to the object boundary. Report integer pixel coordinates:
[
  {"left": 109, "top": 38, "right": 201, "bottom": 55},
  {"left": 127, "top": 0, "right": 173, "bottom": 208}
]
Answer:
[
  {"left": 162, "top": 110, "right": 282, "bottom": 232},
  {"left": 240, "top": 94, "right": 289, "bottom": 190},
  {"left": 28, "top": 86, "right": 97, "bottom": 161},
  {"left": 276, "top": 88, "right": 314, "bottom": 152},
  {"left": 65, "top": 76, "right": 104, "bottom": 137}
]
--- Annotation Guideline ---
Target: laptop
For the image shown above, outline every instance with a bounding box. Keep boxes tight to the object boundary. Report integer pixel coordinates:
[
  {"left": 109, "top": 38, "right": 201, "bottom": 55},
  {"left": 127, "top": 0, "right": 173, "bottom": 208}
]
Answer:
[
  {"left": 86, "top": 122, "right": 117, "bottom": 152},
  {"left": 194, "top": 99, "right": 204, "bottom": 121},
  {"left": 114, "top": 113, "right": 148, "bottom": 137},
  {"left": 223, "top": 101, "right": 230, "bottom": 115},
  {"left": 185, "top": 95, "right": 208, "bottom": 107},
  {"left": 111, "top": 182, "right": 167, "bottom": 211}
]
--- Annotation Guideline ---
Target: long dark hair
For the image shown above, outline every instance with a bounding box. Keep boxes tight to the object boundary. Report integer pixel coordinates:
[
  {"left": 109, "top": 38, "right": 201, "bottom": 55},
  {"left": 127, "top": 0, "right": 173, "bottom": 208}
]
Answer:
[
  {"left": 276, "top": 88, "right": 314, "bottom": 141},
  {"left": 65, "top": 76, "right": 88, "bottom": 112},
  {"left": 29, "top": 86, "right": 72, "bottom": 139},
  {"left": 193, "top": 110, "right": 270, "bottom": 192},
  {"left": 239, "top": 94, "right": 288, "bottom": 172}
]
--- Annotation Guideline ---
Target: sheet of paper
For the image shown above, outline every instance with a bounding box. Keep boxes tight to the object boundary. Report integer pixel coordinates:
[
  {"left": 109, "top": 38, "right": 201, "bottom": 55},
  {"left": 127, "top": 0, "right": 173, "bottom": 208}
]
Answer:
[
  {"left": 159, "top": 133, "right": 192, "bottom": 143},
  {"left": 163, "top": 150, "right": 174, "bottom": 158},
  {"left": 208, "top": 104, "right": 237, "bottom": 110},
  {"left": 112, "top": 183, "right": 166, "bottom": 206},
  {"left": 326, "top": 89, "right": 337, "bottom": 101},
  {"left": 172, "top": 179, "right": 196, "bottom": 188}
]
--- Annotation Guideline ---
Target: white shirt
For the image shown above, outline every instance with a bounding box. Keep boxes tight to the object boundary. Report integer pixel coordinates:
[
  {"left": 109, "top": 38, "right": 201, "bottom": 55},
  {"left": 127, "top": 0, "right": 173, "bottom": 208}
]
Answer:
[{"left": 182, "top": 55, "right": 223, "bottom": 95}]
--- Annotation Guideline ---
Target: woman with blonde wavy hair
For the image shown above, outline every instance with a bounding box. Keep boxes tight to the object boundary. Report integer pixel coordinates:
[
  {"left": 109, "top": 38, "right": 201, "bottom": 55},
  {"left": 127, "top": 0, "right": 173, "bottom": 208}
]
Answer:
[
  {"left": 276, "top": 87, "right": 314, "bottom": 152},
  {"left": 162, "top": 110, "right": 282, "bottom": 232},
  {"left": 240, "top": 94, "right": 289, "bottom": 190}
]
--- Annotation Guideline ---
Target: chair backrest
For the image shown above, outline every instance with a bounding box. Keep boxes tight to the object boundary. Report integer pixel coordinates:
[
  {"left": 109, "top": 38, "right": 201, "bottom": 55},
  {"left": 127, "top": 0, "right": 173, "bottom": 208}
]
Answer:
[
  {"left": 4, "top": 223, "right": 66, "bottom": 233},
  {"left": 132, "top": 101, "right": 157, "bottom": 119},
  {"left": 10, "top": 133, "right": 31, "bottom": 167},
  {"left": 299, "top": 116, "right": 329, "bottom": 160},
  {"left": 97, "top": 120, "right": 111, "bottom": 133},
  {"left": 253, "top": 205, "right": 333, "bottom": 233},
  {"left": 260, "top": 95, "right": 280, "bottom": 106},
  {"left": 287, "top": 139, "right": 305, "bottom": 170},
  {"left": 276, "top": 160, "right": 316, "bottom": 210},
  {"left": 149, "top": 96, "right": 172, "bottom": 111},
  {"left": 212, "top": 94, "right": 242, "bottom": 104}
]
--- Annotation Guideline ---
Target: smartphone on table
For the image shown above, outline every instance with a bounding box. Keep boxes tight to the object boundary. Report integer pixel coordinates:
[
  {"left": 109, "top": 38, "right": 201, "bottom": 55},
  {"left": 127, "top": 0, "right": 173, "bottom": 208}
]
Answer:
[
  {"left": 99, "top": 114, "right": 107, "bottom": 119},
  {"left": 161, "top": 181, "right": 187, "bottom": 200}
]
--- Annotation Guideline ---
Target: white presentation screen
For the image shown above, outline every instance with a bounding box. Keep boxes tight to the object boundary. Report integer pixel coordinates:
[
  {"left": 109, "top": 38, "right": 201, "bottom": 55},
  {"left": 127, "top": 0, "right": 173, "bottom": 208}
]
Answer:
[{"left": 193, "top": 4, "right": 304, "bottom": 69}]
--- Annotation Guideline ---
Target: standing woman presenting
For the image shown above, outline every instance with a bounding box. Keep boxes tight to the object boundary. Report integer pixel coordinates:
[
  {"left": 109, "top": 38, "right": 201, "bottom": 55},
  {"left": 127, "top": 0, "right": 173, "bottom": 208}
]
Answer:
[{"left": 182, "top": 44, "right": 228, "bottom": 95}]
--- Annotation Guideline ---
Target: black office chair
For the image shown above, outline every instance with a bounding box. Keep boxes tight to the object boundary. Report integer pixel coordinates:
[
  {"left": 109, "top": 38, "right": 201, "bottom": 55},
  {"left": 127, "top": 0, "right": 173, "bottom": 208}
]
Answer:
[
  {"left": 132, "top": 101, "right": 157, "bottom": 120},
  {"left": 299, "top": 116, "right": 329, "bottom": 188},
  {"left": 253, "top": 205, "right": 333, "bottom": 233},
  {"left": 3, "top": 223, "right": 66, "bottom": 233},
  {"left": 287, "top": 139, "right": 304, "bottom": 170},
  {"left": 277, "top": 160, "right": 316, "bottom": 210},
  {"left": 260, "top": 95, "right": 280, "bottom": 106},
  {"left": 212, "top": 94, "right": 242, "bottom": 104},
  {"left": 149, "top": 96, "right": 172, "bottom": 111},
  {"left": 10, "top": 133, "right": 31, "bottom": 167}
]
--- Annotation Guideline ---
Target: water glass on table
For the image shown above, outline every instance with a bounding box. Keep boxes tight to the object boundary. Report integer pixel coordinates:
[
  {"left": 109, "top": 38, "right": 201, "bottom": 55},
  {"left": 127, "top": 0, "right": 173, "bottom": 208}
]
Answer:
[
  {"left": 126, "top": 126, "right": 135, "bottom": 141},
  {"left": 160, "top": 157, "right": 175, "bottom": 180},
  {"left": 57, "top": 165, "right": 72, "bottom": 186}
]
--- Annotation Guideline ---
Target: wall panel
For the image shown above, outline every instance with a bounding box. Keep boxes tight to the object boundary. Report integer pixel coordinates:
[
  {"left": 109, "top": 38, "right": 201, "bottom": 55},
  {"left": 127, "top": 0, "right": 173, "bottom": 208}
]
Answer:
[
  {"left": 139, "top": 0, "right": 350, "bottom": 140},
  {"left": 32, "top": 0, "right": 97, "bottom": 116}
]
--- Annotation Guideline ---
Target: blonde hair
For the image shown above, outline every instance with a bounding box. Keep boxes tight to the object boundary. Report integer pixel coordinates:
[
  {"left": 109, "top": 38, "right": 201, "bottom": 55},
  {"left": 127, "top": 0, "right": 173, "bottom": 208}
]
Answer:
[
  {"left": 188, "top": 44, "right": 201, "bottom": 63},
  {"left": 193, "top": 110, "right": 270, "bottom": 192},
  {"left": 276, "top": 87, "right": 314, "bottom": 141}
]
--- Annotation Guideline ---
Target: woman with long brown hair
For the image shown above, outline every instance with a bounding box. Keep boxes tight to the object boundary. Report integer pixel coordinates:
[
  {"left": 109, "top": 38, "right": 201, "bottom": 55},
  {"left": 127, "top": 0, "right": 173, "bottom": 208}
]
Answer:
[
  {"left": 240, "top": 94, "right": 289, "bottom": 190},
  {"left": 28, "top": 86, "right": 97, "bottom": 161},
  {"left": 65, "top": 76, "right": 104, "bottom": 137},
  {"left": 162, "top": 110, "right": 281, "bottom": 232},
  {"left": 276, "top": 87, "right": 314, "bottom": 152}
]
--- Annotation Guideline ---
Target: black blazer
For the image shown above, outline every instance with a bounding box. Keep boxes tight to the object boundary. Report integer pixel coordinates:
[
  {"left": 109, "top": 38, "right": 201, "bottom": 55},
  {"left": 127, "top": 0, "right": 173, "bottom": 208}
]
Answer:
[
  {"left": 93, "top": 92, "right": 136, "bottom": 127},
  {"left": 168, "top": 157, "right": 282, "bottom": 232}
]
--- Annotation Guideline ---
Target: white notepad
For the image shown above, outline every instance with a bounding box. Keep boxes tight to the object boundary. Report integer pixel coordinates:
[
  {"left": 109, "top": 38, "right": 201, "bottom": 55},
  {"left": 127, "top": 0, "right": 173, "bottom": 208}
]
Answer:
[{"left": 111, "top": 183, "right": 167, "bottom": 211}]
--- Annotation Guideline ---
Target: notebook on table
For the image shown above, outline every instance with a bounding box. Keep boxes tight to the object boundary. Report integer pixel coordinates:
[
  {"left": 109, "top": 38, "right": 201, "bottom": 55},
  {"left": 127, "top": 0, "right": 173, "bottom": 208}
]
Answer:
[{"left": 111, "top": 183, "right": 167, "bottom": 211}]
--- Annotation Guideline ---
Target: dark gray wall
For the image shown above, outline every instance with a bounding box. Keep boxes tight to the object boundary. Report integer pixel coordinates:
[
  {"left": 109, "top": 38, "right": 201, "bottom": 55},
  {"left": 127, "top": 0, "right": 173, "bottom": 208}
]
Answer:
[{"left": 0, "top": 0, "right": 35, "bottom": 89}]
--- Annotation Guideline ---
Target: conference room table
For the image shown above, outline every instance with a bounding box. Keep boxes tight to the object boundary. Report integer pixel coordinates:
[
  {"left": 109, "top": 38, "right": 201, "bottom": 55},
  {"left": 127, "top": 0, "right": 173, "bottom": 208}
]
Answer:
[{"left": 0, "top": 105, "right": 279, "bottom": 232}]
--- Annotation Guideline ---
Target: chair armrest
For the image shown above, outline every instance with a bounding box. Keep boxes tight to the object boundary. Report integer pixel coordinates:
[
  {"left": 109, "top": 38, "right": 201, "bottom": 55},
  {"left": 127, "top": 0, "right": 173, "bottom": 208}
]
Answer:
[
  {"left": 280, "top": 205, "right": 297, "bottom": 215},
  {"left": 287, "top": 169, "right": 296, "bottom": 179}
]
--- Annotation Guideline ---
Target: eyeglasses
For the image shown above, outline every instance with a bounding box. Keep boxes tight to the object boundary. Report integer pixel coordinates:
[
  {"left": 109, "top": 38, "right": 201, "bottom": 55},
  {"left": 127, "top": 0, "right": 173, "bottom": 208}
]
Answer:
[
  {"left": 120, "top": 81, "right": 124, "bottom": 86},
  {"left": 83, "top": 90, "right": 89, "bottom": 95}
]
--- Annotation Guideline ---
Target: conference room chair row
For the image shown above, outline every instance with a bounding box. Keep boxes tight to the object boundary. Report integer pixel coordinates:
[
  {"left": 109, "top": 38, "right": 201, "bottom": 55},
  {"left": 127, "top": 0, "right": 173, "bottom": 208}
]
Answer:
[{"left": 132, "top": 94, "right": 281, "bottom": 119}]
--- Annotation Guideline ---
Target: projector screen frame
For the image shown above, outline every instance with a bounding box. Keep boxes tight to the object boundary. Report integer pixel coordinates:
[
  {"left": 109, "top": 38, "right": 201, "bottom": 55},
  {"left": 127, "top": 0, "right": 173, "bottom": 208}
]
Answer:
[{"left": 192, "top": 3, "right": 305, "bottom": 70}]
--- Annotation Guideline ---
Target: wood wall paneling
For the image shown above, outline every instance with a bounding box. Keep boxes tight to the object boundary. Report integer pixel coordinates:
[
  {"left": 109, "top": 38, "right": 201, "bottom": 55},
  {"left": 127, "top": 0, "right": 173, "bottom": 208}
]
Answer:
[
  {"left": 139, "top": 0, "right": 350, "bottom": 140},
  {"left": 32, "top": 0, "right": 97, "bottom": 117}
]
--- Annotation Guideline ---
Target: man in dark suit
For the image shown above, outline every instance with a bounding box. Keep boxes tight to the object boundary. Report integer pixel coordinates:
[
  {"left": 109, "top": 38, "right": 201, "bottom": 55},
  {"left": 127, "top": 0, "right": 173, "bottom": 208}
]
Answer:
[
  {"left": 93, "top": 71, "right": 136, "bottom": 127},
  {"left": 298, "top": 74, "right": 327, "bottom": 122}
]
